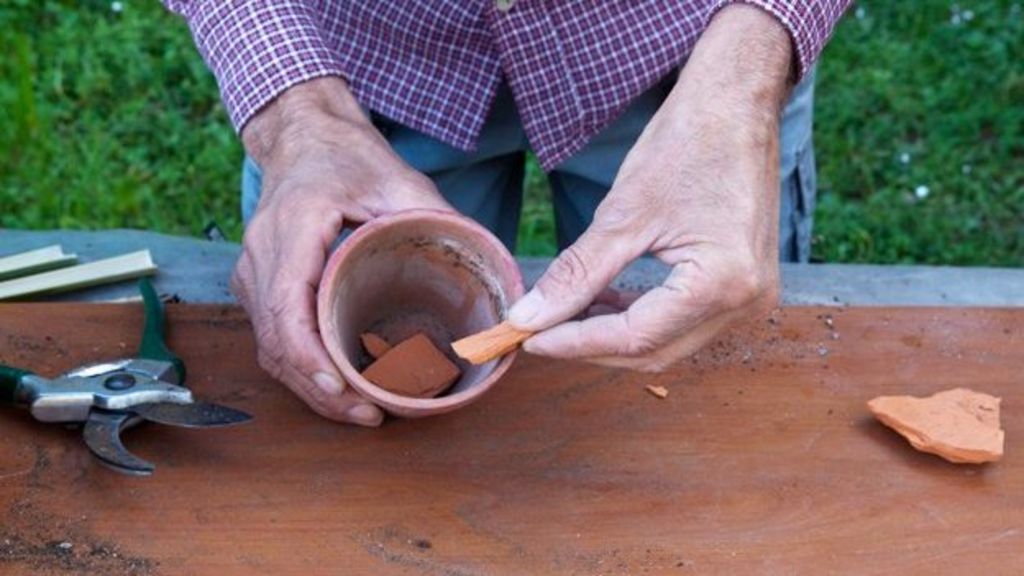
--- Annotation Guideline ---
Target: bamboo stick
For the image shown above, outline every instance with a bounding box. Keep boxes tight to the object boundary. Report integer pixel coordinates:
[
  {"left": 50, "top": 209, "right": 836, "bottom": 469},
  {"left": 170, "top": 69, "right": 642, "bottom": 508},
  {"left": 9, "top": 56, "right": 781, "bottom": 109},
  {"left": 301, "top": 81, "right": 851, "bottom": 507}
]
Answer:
[
  {"left": 0, "top": 250, "right": 157, "bottom": 301},
  {"left": 0, "top": 245, "right": 78, "bottom": 281}
]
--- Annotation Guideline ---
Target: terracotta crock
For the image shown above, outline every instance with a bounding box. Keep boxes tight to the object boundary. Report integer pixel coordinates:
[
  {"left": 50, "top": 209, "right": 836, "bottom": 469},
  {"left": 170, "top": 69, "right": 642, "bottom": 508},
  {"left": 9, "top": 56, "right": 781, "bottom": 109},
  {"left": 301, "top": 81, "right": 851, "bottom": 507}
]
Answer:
[{"left": 317, "top": 209, "right": 524, "bottom": 418}]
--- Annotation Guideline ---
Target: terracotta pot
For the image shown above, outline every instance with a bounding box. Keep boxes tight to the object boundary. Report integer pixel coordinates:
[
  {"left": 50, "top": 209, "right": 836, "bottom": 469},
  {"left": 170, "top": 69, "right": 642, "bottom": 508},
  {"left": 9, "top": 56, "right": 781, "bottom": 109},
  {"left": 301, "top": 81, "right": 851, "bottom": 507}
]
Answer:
[{"left": 317, "top": 209, "right": 524, "bottom": 418}]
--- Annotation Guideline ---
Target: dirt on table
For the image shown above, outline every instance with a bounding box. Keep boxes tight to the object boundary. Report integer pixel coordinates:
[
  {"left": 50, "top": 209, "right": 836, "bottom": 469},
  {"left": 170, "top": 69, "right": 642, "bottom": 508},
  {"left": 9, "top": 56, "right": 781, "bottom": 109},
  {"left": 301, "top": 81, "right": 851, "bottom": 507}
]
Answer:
[
  {"left": 1, "top": 500, "right": 157, "bottom": 575},
  {"left": 1, "top": 446, "right": 157, "bottom": 576}
]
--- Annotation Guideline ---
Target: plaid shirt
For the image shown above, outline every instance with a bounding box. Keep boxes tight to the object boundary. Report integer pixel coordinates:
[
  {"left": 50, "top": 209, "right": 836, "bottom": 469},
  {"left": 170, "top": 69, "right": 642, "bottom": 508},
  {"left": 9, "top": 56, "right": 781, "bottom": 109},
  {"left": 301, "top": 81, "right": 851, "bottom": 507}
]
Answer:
[{"left": 165, "top": 1, "right": 850, "bottom": 170}]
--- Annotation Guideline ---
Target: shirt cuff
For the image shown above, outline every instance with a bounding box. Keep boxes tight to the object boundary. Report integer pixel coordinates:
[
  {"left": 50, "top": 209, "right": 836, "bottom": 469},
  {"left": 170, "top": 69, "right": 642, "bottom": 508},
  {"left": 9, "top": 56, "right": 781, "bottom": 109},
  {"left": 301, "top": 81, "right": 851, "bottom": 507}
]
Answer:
[
  {"left": 168, "top": 0, "right": 347, "bottom": 133},
  {"left": 725, "top": 0, "right": 853, "bottom": 79}
]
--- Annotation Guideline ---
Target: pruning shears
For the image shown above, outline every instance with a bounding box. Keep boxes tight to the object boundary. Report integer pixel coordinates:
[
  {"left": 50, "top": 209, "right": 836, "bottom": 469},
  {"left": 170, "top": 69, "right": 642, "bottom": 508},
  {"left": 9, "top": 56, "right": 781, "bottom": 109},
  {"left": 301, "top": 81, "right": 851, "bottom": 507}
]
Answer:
[{"left": 0, "top": 279, "right": 252, "bottom": 476}]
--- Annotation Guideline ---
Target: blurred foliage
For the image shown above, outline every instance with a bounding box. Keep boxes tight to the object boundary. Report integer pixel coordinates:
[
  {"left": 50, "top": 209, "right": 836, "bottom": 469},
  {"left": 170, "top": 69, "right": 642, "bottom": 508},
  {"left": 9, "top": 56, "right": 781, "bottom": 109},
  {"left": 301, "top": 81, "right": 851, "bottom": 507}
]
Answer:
[
  {"left": 1, "top": 0, "right": 1020, "bottom": 264},
  {"left": 812, "top": 1, "right": 1023, "bottom": 264},
  {"left": 0, "top": 0, "right": 242, "bottom": 237}
]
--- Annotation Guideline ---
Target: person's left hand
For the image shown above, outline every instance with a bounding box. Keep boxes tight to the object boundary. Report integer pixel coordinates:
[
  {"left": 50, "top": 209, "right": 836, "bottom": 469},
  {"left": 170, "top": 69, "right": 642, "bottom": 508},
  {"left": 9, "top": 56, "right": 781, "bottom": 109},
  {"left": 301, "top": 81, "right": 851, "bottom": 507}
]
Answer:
[{"left": 507, "top": 5, "right": 794, "bottom": 370}]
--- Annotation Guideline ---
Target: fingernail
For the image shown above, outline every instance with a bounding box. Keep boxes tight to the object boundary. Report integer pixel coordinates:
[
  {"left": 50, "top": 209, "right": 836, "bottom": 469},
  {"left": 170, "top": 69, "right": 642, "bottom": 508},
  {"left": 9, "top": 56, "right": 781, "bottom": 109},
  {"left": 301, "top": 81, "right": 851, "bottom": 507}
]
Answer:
[
  {"left": 313, "top": 372, "right": 345, "bottom": 396},
  {"left": 346, "top": 403, "right": 384, "bottom": 426},
  {"left": 508, "top": 290, "right": 545, "bottom": 327}
]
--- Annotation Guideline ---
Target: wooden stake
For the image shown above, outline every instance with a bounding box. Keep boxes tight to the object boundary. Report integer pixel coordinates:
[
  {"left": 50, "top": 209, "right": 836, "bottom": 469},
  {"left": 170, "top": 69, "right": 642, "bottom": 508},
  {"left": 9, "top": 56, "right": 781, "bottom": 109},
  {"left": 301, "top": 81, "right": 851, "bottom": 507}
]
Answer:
[
  {"left": 451, "top": 320, "right": 533, "bottom": 365},
  {"left": 0, "top": 245, "right": 77, "bottom": 281},
  {"left": 0, "top": 250, "right": 157, "bottom": 301}
]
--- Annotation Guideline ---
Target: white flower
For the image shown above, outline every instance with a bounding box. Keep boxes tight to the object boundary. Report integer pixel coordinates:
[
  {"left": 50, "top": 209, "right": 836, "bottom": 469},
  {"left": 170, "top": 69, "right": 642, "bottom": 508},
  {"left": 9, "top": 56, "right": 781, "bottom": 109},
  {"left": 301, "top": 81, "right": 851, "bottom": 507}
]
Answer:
[
  {"left": 949, "top": 4, "right": 973, "bottom": 25},
  {"left": 962, "top": 164, "right": 973, "bottom": 175},
  {"left": 111, "top": 1, "right": 124, "bottom": 12},
  {"left": 899, "top": 152, "right": 911, "bottom": 165},
  {"left": 914, "top": 185, "right": 930, "bottom": 199},
  {"left": 855, "top": 6, "right": 866, "bottom": 19}
]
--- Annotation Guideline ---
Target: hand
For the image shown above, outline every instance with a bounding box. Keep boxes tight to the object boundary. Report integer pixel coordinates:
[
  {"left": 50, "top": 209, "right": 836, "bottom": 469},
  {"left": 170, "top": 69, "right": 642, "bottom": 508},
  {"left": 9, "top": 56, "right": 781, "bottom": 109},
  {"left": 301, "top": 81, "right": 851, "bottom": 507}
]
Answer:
[
  {"left": 233, "top": 77, "right": 453, "bottom": 424},
  {"left": 508, "top": 5, "right": 793, "bottom": 370}
]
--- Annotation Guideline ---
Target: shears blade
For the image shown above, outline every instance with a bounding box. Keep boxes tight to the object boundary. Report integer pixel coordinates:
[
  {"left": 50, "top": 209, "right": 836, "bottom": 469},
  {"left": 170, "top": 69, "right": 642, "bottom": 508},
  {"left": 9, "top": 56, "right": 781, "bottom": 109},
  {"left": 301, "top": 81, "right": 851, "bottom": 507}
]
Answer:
[
  {"left": 83, "top": 410, "right": 155, "bottom": 476},
  {"left": 131, "top": 401, "right": 253, "bottom": 428}
]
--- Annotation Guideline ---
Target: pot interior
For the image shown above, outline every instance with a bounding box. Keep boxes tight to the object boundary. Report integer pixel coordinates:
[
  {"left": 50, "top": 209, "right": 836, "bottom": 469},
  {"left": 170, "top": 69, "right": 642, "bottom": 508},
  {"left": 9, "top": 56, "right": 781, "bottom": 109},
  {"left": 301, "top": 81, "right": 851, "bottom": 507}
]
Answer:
[{"left": 324, "top": 217, "right": 517, "bottom": 397}]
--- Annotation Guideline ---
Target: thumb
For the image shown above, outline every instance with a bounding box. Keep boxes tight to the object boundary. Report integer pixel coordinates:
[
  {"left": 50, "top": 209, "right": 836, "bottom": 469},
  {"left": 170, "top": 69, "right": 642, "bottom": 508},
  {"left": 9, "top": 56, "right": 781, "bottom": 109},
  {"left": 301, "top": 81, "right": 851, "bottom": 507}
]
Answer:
[{"left": 509, "top": 223, "right": 643, "bottom": 332}]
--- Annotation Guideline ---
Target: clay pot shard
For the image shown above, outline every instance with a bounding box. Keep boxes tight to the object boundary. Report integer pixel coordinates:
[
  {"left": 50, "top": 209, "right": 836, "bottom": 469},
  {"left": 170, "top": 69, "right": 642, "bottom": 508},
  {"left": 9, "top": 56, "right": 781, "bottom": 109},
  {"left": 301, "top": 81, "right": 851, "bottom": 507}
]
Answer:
[
  {"left": 360, "top": 332, "right": 392, "bottom": 360},
  {"left": 867, "top": 387, "right": 1004, "bottom": 464},
  {"left": 645, "top": 385, "right": 669, "bottom": 399},
  {"left": 452, "top": 320, "right": 532, "bottom": 365},
  {"left": 361, "top": 333, "right": 461, "bottom": 399}
]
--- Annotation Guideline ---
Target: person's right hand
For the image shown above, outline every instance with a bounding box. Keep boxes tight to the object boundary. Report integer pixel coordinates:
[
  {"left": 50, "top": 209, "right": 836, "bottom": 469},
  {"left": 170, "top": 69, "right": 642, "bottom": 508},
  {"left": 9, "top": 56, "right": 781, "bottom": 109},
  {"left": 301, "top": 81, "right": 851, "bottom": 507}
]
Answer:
[{"left": 233, "top": 77, "right": 453, "bottom": 426}]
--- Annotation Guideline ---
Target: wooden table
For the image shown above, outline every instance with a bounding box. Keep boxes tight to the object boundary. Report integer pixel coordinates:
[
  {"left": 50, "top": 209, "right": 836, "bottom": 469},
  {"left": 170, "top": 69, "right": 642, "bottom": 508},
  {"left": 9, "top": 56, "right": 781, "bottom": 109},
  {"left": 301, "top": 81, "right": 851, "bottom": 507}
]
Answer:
[{"left": 1, "top": 304, "right": 1022, "bottom": 574}]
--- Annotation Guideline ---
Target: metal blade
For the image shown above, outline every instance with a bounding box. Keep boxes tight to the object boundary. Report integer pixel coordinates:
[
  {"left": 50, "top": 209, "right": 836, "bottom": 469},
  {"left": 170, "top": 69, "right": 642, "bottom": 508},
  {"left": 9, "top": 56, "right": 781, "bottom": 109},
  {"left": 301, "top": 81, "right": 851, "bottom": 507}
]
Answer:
[
  {"left": 131, "top": 401, "right": 253, "bottom": 428},
  {"left": 82, "top": 410, "right": 155, "bottom": 476}
]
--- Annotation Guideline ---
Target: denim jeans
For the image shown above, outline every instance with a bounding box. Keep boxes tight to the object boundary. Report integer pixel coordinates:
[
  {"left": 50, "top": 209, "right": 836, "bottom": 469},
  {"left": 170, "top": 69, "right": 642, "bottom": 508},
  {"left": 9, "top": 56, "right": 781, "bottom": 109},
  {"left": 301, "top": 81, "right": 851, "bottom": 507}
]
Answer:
[{"left": 242, "top": 68, "right": 817, "bottom": 262}]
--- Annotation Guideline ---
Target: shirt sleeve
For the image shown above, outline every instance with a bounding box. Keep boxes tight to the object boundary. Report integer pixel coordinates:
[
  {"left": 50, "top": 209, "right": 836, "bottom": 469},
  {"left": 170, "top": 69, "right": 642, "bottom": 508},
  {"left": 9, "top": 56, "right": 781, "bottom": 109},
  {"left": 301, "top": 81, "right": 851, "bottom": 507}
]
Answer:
[
  {"left": 727, "top": 0, "right": 853, "bottom": 79},
  {"left": 162, "top": 0, "right": 347, "bottom": 133}
]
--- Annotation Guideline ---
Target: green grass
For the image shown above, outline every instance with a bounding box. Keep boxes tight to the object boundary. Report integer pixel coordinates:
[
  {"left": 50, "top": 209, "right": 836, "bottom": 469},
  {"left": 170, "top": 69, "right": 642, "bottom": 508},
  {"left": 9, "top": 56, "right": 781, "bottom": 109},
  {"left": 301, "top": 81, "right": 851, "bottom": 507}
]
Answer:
[
  {"left": 1, "top": 1, "right": 1021, "bottom": 265},
  {"left": 813, "top": 1, "right": 1023, "bottom": 265},
  {"left": 0, "top": 0, "right": 243, "bottom": 237}
]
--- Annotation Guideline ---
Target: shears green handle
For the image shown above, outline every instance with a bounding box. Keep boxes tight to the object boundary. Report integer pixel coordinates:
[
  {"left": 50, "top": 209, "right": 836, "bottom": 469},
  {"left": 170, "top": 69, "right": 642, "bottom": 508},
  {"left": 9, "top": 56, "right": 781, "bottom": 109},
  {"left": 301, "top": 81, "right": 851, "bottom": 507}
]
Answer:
[
  {"left": 137, "top": 278, "right": 186, "bottom": 382},
  {"left": 0, "top": 365, "right": 32, "bottom": 405},
  {"left": 2, "top": 279, "right": 182, "bottom": 405}
]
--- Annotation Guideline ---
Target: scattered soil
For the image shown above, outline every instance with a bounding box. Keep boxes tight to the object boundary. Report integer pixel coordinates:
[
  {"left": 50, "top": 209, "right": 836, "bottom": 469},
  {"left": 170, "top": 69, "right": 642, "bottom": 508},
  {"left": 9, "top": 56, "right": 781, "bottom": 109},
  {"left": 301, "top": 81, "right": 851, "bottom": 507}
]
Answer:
[{"left": 1, "top": 501, "right": 156, "bottom": 575}]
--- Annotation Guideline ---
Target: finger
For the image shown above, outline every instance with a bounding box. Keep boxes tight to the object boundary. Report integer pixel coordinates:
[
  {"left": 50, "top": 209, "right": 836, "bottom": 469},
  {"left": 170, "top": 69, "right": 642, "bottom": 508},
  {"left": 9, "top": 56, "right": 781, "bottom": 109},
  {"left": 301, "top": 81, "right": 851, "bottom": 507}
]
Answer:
[
  {"left": 375, "top": 171, "right": 457, "bottom": 215},
  {"left": 250, "top": 289, "right": 384, "bottom": 426},
  {"left": 243, "top": 201, "right": 384, "bottom": 425},
  {"left": 525, "top": 255, "right": 772, "bottom": 369},
  {"left": 509, "top": 222, "right": 645, "bottom": 332},
  {"left": 582, "top": 310, "right": 739, "bottom": 372},
  {"left": 274, "top": 356, "right": 384, "bottom": 427},
  {"left": 265, "top": 229, "right": 368, "bottom": 406},
  {"left": 230, "top": 251, "right": 254, "bottom": 310},
  {"left": 522, "top": 278, "right": 711, "bottom": 361}
]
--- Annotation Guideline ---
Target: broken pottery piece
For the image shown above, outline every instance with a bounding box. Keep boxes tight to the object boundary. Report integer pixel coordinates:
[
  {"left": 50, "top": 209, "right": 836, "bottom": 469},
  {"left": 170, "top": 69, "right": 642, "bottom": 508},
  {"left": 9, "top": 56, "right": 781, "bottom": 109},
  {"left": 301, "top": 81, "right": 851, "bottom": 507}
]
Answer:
[
  {"left": 867, "top": 387, "right": 1004, "bottom": 464},
  {"left": 360, "top": 332, "right": 392, "bottom": 360},
  {"left": 361, "top": 333, "right": 461, "bottom": 399},
  {"left": 452, "top": 320, "right": 533, "bottom": 365},
  {"left": 645, "top": 385, "right": 669, "bottom": 399}
]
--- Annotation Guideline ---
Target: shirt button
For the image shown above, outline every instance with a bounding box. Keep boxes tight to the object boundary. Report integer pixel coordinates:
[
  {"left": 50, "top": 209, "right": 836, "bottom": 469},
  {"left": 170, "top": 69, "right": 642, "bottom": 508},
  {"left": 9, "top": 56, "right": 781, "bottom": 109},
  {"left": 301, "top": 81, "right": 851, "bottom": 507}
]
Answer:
[{"left": 496, "top": 0, "right": 515, "bottom": 12}]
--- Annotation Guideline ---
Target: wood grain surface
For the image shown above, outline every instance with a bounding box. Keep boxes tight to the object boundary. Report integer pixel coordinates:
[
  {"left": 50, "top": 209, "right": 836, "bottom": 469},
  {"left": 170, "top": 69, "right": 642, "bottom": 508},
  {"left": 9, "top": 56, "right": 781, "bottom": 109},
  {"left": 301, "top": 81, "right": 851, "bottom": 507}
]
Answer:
[{"left": 1, "top": 304, "right": 1022, "bottom": 575}]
